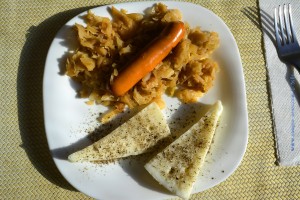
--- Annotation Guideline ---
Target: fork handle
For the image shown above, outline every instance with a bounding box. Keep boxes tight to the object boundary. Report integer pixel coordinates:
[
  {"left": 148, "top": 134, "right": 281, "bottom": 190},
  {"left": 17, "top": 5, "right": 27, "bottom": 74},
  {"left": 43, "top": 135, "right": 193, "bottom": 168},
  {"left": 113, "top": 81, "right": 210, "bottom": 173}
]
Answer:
[{"left": 292, "top": 61, "right": 300, "bottom": 74}]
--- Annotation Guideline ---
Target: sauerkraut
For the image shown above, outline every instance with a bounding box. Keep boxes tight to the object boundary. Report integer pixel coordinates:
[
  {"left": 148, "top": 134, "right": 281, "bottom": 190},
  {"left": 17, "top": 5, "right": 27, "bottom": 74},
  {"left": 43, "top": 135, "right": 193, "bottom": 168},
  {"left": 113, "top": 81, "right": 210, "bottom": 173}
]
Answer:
[{"left": 66, "top": 3, "right": 219, "bottom": 122}]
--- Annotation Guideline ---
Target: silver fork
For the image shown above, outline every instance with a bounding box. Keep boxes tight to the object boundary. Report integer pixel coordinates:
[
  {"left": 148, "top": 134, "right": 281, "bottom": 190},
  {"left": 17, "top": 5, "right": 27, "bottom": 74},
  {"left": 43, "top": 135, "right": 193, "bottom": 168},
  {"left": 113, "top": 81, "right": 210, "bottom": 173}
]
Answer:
[{"left": 274, "top": 4, "right": 300, "bottom": 72}]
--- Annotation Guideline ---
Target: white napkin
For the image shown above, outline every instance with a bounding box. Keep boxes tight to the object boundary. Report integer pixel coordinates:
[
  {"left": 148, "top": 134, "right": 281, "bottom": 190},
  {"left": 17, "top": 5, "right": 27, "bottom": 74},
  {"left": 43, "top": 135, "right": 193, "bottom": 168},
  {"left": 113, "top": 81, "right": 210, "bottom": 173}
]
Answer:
[{"left": 259, "top": 0, "right": 300, "bottom": 166}]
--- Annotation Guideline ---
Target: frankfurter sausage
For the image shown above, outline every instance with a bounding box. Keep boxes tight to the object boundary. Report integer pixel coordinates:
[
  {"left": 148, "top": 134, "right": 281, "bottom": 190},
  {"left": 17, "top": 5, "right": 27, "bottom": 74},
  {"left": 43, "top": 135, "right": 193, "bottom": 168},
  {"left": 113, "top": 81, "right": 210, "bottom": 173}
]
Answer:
[{"left": 111, "top": 21, "right": 185, "bottom": 96}]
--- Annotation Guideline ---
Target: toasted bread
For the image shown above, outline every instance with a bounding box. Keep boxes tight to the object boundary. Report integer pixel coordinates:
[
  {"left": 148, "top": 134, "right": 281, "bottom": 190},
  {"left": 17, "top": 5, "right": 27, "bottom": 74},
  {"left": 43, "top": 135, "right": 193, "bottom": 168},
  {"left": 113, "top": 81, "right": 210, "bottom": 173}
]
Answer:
[
  {"left": 144, "top": 101, "right": 223, "bottom": 199},
  {"left": 68, "top": 102, "right": 171, "bottom": 162}
]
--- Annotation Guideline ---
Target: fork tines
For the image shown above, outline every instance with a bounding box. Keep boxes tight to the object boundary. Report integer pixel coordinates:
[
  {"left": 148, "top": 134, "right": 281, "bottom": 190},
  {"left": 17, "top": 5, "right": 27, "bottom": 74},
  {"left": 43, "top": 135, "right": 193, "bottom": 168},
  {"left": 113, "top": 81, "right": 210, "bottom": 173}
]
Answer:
[{"left": 274, "top": 4, "right": 298, "bottom": 46}]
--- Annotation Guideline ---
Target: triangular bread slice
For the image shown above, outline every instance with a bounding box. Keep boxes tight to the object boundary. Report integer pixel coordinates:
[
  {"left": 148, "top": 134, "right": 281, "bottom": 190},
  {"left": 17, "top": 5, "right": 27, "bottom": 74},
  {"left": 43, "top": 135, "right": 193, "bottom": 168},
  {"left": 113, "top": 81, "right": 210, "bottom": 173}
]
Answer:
[
  {"left": 68, "top": 102, "right": 171, "bottom": 162},
  {"left": 144, "top": 101, "right": 223, "bottom": 199}
]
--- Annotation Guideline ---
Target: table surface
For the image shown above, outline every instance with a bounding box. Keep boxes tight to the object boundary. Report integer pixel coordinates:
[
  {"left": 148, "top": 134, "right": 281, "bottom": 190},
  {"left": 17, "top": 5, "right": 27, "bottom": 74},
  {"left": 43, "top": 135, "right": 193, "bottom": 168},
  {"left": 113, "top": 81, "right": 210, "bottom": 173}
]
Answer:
[{"left": 1, "top": 0, "right": 299, "bottom": 199}]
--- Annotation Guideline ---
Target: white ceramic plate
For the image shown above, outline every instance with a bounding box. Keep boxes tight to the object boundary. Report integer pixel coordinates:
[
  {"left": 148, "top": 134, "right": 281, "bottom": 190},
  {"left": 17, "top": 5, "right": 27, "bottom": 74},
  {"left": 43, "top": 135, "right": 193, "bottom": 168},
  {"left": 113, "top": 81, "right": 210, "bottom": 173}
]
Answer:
[{"left": 43, "top": 1, "right": 248, "bottom": 199}]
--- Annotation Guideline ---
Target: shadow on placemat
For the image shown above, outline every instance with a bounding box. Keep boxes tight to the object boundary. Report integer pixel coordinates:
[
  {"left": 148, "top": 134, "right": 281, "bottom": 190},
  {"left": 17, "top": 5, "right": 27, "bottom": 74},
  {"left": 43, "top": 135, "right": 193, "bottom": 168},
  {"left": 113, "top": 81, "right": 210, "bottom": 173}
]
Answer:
[
  {"left": 17, "top": 6, "right": 96, "bottom": 191},
  {"left": 241, "top": 6, "right": 279, "bottom": 163}
]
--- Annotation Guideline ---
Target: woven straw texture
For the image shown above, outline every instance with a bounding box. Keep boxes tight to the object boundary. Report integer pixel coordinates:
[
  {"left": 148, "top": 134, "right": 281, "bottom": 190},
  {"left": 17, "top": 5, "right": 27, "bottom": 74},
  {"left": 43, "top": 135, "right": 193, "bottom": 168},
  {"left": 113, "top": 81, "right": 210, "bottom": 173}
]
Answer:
[{"left": 1, "top": 0, "right": 299, "bottom": 199}]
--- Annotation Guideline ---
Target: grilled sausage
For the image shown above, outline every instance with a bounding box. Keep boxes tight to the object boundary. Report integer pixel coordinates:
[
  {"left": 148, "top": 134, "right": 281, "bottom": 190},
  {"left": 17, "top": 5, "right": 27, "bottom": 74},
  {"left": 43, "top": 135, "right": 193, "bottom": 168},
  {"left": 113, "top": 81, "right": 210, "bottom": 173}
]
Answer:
[{"left": 111, "top": 21, "right": 185, "bottom": 96}]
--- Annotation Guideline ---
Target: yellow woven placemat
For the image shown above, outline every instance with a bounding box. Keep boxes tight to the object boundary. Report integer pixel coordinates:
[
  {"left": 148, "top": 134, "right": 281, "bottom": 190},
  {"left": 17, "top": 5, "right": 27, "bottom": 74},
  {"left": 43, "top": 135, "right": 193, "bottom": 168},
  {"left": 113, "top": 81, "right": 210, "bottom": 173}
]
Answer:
[{"left": 1, "top": 0, "right": 299, "bottom": 199}]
